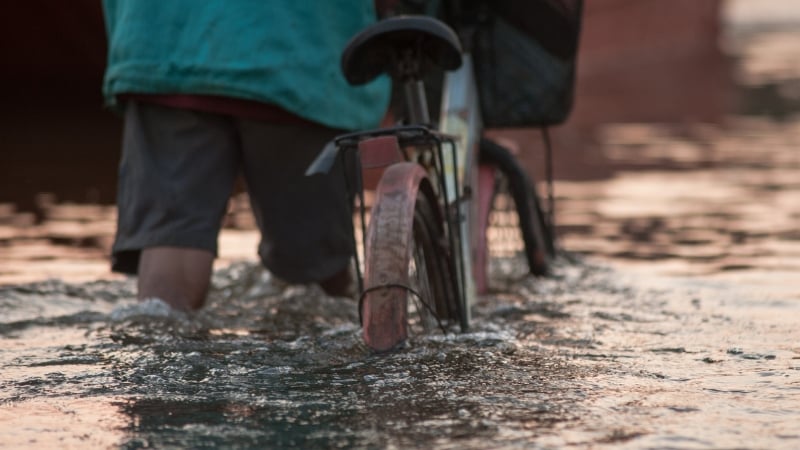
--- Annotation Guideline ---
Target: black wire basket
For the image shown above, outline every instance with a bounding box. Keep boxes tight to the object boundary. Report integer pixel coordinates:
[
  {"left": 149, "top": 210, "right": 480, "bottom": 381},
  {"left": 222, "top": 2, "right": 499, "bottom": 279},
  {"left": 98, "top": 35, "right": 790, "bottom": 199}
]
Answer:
[
  {"left": 449, "top": 0, "right": 584, "bottom": 128},
  {"left": 389, "top": 0, "right": 584, "bottom": 128}
]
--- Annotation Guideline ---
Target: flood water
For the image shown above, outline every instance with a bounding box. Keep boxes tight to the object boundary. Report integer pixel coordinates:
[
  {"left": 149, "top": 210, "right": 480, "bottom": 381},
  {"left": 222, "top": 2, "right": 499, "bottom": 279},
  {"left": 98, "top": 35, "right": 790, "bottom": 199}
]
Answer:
[
  {"left": 3, "top": 256, "right": 799, "bottom": 448},
  {"left": 3, "top": 5, "right": 800, "bottom": 450}
]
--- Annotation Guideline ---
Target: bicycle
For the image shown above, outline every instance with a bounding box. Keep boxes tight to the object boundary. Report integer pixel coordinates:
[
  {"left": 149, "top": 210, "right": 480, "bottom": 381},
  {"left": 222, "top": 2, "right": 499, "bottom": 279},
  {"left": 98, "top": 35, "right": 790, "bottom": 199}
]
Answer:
[{"left": 308, "top": 1, "right": 582, "bottom": 352}]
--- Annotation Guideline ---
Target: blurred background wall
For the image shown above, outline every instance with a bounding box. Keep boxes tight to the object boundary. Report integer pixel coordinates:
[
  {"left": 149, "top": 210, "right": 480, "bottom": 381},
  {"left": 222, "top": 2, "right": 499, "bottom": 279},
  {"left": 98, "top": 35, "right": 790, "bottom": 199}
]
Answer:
[
  {"left": 0, "top": 0, "right": 736, "bottom": 215},
  {"left": 1, "top": 0, "right": 116, "bottom": 214},
  {"left": 493, "top": 0, "right": 734, "bottom": 182},
  {"left": 572, "top": 0, "right": 732, "bottom": 125}
]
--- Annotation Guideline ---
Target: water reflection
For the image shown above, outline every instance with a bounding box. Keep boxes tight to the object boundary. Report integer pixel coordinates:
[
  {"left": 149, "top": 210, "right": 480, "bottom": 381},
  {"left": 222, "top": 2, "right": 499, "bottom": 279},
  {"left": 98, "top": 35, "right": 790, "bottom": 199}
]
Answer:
[
  {"left": 556, "top": 117, "right": 800, "bottom": 281},
  {"left": 0, "top": 397, "right": 127, "bottom": 449}
]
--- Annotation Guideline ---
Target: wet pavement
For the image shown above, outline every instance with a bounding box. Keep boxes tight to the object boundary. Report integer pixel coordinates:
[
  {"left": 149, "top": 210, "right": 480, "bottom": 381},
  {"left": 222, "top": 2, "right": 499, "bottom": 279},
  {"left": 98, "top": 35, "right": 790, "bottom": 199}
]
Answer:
[{"left": 3, "top": 3, "right": 800, "bottom": 449}]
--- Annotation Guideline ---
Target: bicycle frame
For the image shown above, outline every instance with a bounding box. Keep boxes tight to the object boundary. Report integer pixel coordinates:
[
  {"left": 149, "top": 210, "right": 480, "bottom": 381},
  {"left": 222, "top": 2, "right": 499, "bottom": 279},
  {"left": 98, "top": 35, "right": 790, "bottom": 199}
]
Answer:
[
  {"left": 436, "top": 53, "right": 482, "bottom": 326},
  {"left": 336, "top": 55, "right": 484, "bottom": 332},
  {"left": 308, "top": 5, "right": 570, "bottom": 350},
  {"left": 306, "top": 13, "right": 501, "bottom": 347}
]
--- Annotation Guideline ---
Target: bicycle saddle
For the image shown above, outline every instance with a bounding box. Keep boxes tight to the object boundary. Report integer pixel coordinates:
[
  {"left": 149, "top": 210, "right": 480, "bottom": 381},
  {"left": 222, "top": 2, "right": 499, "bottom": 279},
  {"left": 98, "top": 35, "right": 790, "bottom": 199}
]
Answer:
[{"left": 341, "top": 15, "right": 463, "bottom": 86}]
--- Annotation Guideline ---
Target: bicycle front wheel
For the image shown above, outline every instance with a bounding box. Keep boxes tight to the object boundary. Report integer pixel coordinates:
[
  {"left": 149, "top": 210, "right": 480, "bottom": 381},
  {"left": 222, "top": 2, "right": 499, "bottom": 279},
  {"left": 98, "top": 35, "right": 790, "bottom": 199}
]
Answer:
[
  {"left": 361, "top": 163, "right": 461, "bottom": 352},
  {"left": 478, "top": 138, "right": 554, "bottom": 281}
]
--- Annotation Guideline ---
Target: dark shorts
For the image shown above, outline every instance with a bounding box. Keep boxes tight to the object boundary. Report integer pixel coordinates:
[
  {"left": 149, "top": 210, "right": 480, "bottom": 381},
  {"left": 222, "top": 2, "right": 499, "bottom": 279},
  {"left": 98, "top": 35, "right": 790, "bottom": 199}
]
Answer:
[{"left": 112, "top": 101, "right": 352, "bottom": 283}]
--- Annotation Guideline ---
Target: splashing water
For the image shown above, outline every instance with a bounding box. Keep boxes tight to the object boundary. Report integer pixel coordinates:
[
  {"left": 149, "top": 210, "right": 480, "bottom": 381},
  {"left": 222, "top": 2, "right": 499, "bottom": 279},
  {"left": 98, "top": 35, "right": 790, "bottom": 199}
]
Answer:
[{"left": 2, "top": 256, "right": 799, "bottom": 449}]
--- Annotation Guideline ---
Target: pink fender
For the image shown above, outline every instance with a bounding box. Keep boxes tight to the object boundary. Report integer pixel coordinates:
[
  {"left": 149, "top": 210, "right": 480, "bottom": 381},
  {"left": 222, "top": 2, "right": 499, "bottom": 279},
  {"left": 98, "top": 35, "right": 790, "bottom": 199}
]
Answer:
[
  {"left": 474, "top": 163, "right": 496, "bottom": 294},
  {"left": 362, "top": 162, "right": 430, "bottom": 352}
]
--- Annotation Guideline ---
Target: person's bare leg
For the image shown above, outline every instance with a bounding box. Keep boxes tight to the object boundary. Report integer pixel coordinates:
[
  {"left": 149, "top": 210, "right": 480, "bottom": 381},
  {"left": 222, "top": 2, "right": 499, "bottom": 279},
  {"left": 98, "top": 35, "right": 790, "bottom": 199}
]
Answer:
[{"left": 137, "top": 247, "right": 214, "bottom": 311}]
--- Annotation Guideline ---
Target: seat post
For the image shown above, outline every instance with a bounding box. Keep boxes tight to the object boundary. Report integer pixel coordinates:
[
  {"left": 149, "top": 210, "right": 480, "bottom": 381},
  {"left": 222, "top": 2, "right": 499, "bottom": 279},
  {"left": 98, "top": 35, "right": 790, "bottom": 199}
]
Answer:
[{"left": 404, "top": 79, "right": 430, "bottom": 125}]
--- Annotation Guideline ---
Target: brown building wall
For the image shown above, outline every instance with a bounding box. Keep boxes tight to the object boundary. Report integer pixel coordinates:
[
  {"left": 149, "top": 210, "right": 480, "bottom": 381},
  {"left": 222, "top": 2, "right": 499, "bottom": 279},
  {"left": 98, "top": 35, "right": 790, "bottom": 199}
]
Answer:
[
  {"left": 494, "top": 0, "right": 735, "bottom": 181},
  {"left": 571, "top": 0, "right": 733, "bottom": 126},
  {"left": 1, "top": 0, "right": 736, "bottom": 210}
]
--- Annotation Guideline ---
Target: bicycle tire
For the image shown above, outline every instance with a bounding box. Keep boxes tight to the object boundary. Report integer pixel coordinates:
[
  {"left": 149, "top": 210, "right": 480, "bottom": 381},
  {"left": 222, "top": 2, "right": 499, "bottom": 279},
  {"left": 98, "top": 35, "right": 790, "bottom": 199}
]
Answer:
[
  {"left": 479, "top": 138, "right": 554, "bottom": 276},
  {"left": 361, "top": 163, "right": 461, "bottom": 352}
]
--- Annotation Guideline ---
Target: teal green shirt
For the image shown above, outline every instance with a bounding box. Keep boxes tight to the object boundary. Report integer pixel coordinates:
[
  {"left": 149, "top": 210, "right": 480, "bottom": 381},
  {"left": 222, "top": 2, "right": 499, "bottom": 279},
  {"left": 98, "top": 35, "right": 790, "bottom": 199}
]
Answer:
[{"left": 102, "top": 0, "right": 390, "bottom": 130}]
